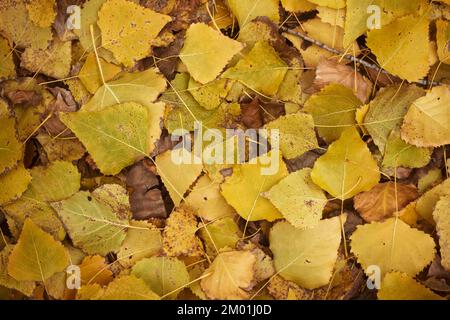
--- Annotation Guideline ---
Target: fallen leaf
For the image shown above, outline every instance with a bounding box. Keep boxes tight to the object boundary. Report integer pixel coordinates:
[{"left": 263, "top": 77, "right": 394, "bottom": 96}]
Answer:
[
  {"left": 100, "top": 275, "right": 160, "bottom": 300},
  {"left": 0, "top": 164, "right": 31, "bottom": 206},
  {"left": 0, "top": 246, "right": 35, "bottom": 296},
  {"left": 378, "top": 272, "right": 444, "bottom": 300},
  {"left": 433, "top": 195, "right": 450, "bottom": 271},
  {"left": 227, "top": 0, "right": 280, "bottom": 28},
  {"left": 79, "top": 255, "right": 113, "bottom": 286}
]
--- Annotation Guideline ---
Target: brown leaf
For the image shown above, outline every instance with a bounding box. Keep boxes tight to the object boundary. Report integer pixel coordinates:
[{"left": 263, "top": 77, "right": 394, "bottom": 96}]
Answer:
[
  {"left": 311, "top": 59, "right": 373, "bottom": 103},
  {"left": 241, "top": 98, "right": 263, "bottom": 129},
  {"left": 42, "top": 87, "right": 77, "bottom": 137},
  {"left": 354, "top": 182, "right": 419, "bottom": 222},
  {"left": 150, "top": 32, "right": 185, "bottom": 80},
  {"left": 126, "top": 160, "right": 167, "bottom": 219},
  {"left": 5, "top": 90, "right": 42, "bottom": 107}
]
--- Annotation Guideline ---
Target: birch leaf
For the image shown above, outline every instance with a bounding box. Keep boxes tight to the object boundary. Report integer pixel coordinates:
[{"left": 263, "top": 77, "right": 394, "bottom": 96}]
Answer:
[
  {"left": 132, "top": 256, "right": 190, "bottom": 299},
  {"left": 100, "top": 275, "right": 160, "bottom": 300},
  {"left": 0, "top": 37, "right": 15, "bottom": 79},
  {"left": 0, "top": 246, "right": 35, "bottom": 296},
  {"left": 350, "top": 218, "right": 435, "bottom": 276},
  {"left": 227, "top": 0, "right": 280, "bottom": 28},
  {"left": 281, "top": 0, "right": 316, "bottom": 12},
  {"left": 311, "top": 127, "right": 380, "bottom": 200},
  {"left": 436, "top": 19, "right": 450, "bottom": 65},
  {"left": 366, "top": 15, "right": 430, "bottom": 82},
  {"left": 416, "top": 178, "right": 450, "bottom": 225},
  {"left": 7, "top": 219, "right": 69, "bottom": 281},
  {"left": 180, "top": 23, "right": 243, "bottom": 84},
  {"left": 78, "top": 53, "right": 122, "bottom": 94},
  {"left": 433, "top": 195, "right": 450, "bottom": 271},
  {"left": 401, "top": 86, "right": 450, "bottom": 147},
  {"left": 307, "top": 0, "right": 345, "bottom": 9},
  {"left": 79, "top": 255, "right": 113, "bottom": 286},
  {"left": 98, "top": 0, "right": 171, "bottom": 67},
  {"left": 0, "top": 164, "right": 31, "bottom": 206},
  {"left": 378, "top": 272, "right": 444, "bottom": 300},
  {"left": 221, "top": 151, "right": 288, "bottom": 222},
  {"left": 51, "top": 191, "right": 129, "bottom": 255},
  {"left": 81, "top": 68, "right": 167, "bottom": 111},
  {"left": 0, "top": 100, "right": 22, "bottom": 174},
  {"left": 223, "top": 41, "right": 288, "bottom": 96},
  {"left": 263, "top": 113, "right": 319, "bottom": 160},
  {"left": 266, "top": 168, "right": 327, "bottom": 229},
  {"left": 270, "top": 216, "right": 344, "bottom": 289},
  {"left": 304, "top": 83, "right": 361, "bottom": 143}
]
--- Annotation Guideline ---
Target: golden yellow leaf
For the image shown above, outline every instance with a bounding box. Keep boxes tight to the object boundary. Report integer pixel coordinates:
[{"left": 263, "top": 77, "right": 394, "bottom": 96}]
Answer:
[
  {"left": 0, "top": 246, "right": 36, "bottom": 296},
  {"left": 311, "top": 127, "right": 380, "bottom": 200},
  {"left": 0, "top": 164, "right": 31, "bottom": 206},
  {"left": 26, "top": 0, "right": 56, "bottom": 28},
  {"left": 227, "top": 0, "right": 280, "bottom": 27},
  {"left": 433, "top": 195, "right": 450, "bottom": 271},
  {"left": 100, "top": 275, "right": 160, "bottom": 300},
  {"left": 79, "top": 255, "right": 113, "bottom": 286},
  {"left": 0, "top": 36, "right": 15, "bottom": 79},
  {"left": 7, "top": 219, "right": 69, "bottom": 281},
  {"left": 180, "top": 23, "right": 243, "bottom": 84},
  {"left": 281, "top": 0, "right": 316, "bottom": 12},
  {"left": 378, "top": 272, "right": 444, "bottom": 300},
  {"left": 436, "top": 19, "right": 450, "bottom": 65},
  {"left": 98, "top": 0, "right": 171, "bottom": 67},
  {"left": 350, "top": 218, "right": 435, "bottom": 276},
  {"left": 0, "top": 99, "right": 22, "bottom": 175},
  {"left": 78, "top": 53, "right": 122, "bottom": 94}
]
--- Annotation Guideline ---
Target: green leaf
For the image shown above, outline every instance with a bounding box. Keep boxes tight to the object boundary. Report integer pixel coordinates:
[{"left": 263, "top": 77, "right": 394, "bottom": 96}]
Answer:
[
  {"left": 7, "top": 219, "right": 69, "bottom": 281},
  {"left": 311, "top": 127, "right": 380, "bottom": 200},
  {"left": 382, "top": 130, "right": 431, "bottom": 168},
  {"left": 132, "top": 256, "right": 190, "bottom": 299},
  {"left": 51, "top": 191, "right": 129, "bottom": 255}
]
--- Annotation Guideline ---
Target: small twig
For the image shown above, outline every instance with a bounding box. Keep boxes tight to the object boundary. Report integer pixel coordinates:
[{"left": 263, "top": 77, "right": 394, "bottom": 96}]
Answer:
[{"left": 280, "top": 26, "right": 446, "bottom": 88}]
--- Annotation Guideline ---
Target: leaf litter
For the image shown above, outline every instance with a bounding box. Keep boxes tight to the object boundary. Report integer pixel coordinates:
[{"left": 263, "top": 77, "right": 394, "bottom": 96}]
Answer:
[{"left": 0, "top": 0, "right": 449, "bottom": 301}]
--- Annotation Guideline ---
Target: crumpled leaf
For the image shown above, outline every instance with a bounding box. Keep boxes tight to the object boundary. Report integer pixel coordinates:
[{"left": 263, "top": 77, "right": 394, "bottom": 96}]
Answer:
[
  {"left": 366, "top": 15, "right": 430, "bottom": 82},
  {"left": 364, "top": 84, "right": 425, "bottom": 153},
  {"left": 162, "top": 207, "right": 203, "bottom": 257},
  {"left": 270, "top": 215, "right": 345, "bottom": 289},
  {"left": 0, "top": 164, "right": 31, "bottom": 206},
  {"left": 350, "top": 217, "right": 436, "bottom": 276},
  {"left": 21, "top": 40, "right": 71, "bottom": 79},
  {"left": 98, "top": 0, "right": 171, "bottom": 67},
  {"left": 227, "top": 0, "right": 280, "bottom": 28},
  {"left": 311, "top": 127, "right": 380, "bottom": 200},
  {"left": 78, "top": 53, "right": 122, "bottom": 94},
  {"left": 354, "top": 182, "right": 419, "bottom": 222},
  {"left": 200, "top": 250, "right": 256, "bottom": 300},
  {"left": 81, "top": 68, "right": 167, "bottom": 111},
  {"left": 185, "top": 174, "right": 235, "bottom": 221},
  {"left": 263, "top": 113, "right": 319, "bottom": 160},
  {"left": 79, "top": 255, "right": 113, "bottom": 286},
  {"left": 100, "top": 275, "right": 160, "bottom": 300},
  {"left": 223, "top": 41, "right": 288, "bottom": 96},
  {"left": 7, "top": 219, "right": 69, "bottom": 281},
  {"left": 378, "top": 272, "right": 444, "bottom": 300},
  {"left": 117, "top": 220, "right": 162, "bottom": 268},
  {"left": 221, "top": 151, "right": 288, "bottom": 222},
  {"left": 433, "top": 195, "right": 450, "bottom": 271},
  {"left": 180, "top": 23, "right": 243, "bottom": 84},
  {"left": 155, "top": 149, "right": 203, "bottom": 206},
  {"left": 401, "top": 86, "right": 450, "bottom": 147},
  {"left": 61, "top": 102, "right": 161, "bottom": 175},
  {"left": 132, "top": 256, "right": 190, "bottom": 299},
  {"left": 266, "top": 168, "right": 327, "bottom": 229},
  {"left": 304, "top": 83, "right": 362, "bottom": 143},
  {"left": 382, "top": 130, "right": 432, "bottom": 168},
  {"left": 51, "top": 190, "right": 129, "bottom": 255},
  {"left": 0, "top": 99, "right": 22, "bottom": 174},
  {"left": 0, "top": 246, "right": 35, "bottom": 296}
]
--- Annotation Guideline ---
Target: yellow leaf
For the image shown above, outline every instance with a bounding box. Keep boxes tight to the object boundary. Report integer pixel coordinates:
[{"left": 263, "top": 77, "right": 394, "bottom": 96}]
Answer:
[
  {"left": 364, "top": 84, "right": 425, "bottom": 153},
  {"left": 307, "top": 0, "right": 344, "bottom": 9},
  {"left": 7, "top": 219, "right": 69, "bottom": 281},
  {"left": 26, "top": 0, "right": 56, "bottom": 28},
  {"left": 188, "top": 77, "right": 234, "bottom": 110},
  {"left": 0, "top": 36, "right": 15, "bottom": 79},
  {"left": 266, "top": 168, "right": 327, "bottom": 229},
  {"left": 162, "top": 207, "right": 203, "bottom": 257},
  {"left": 132, "top": 256, "right": 190, "bottom": 299},
  {"left": 36, "top": 134, "right": 86, "bottom": 163},
  {"left": 416, "top": 178, "right": 450, "bottom": 225},
  {"left": 51, "top": 190, "right": 129, "bottom": 255},
  {"left": 378, "top": 272, "right": 444, "bottom": 300},
  {"left": 317, "top": 6, "right": 345, "bottom": 28},
  {"left": 433, "top": 195, "right": 450, "bottom": 271},
  {"left": 401, "top": 86, "right": 450, "bottom": 147},
  {"left": 82, "top": 68, "right": 167, "bottom": 111},
  {"left": 0, "top": 164, "right": 31, "bottom": 206},
  {"left": 199, "top": 217, "right": 242, "bottom": 256},
  {"left": 201, "top": 250, "right": 256, "bottom": 300},
  {"left": 98, "top": 0, "right": 171, "bottom": 67},
  {"left": 436, "top": 19, "right": 450, "bottom": 65},
  {"left": 61, "top": 102, "right": 157, "bottom": 175},
  {"left": 221, "top": 151, "right": 288, "bottom": 222},
  {"left": 304, "top": 83, "right": 362, "bottom": 143},
  {"left": 0, "top": 99, "right": 22, "bottom": 174},
  {"left": 311, "top": 127, "right": 380, "bottom": 200},
  {"left": 21, "top": 40, "right": 72, "bottom": 79},
  {"left": 227, "top": 0, "right": 280, "bottom": 28},
  {"left": 180, "top": 23, "right": 243, "bottom": 84},
  {"left": 79, "top": 255, "right": 113, "bottom": 286},
  {"left": 281, "top": 0, "right": 316, "bottom": 12},
  {"left": 366, "top": 15, "right": 430, "bottom": 82},
  {"left": 117, "top": 220, "right": 162, "bottom": 268},
  {"left": 264, "top": 113, "right": 319, "bottom": 159},
  {"left": 350, "top": 218, "right": 435, "bottom": 276},
  {"left": 223, "top": 41, "right": 287, "bottom": 96},
  {"left": 100, "top": 275, "right": 160, "bottom": 300},
  {"left": 155, "top": 150, "right": 203, "bottom": 206},
  {"left": 0, "top": 246, "right": 36, "bottom": 296},
  {"left": 78, "top": 53, "right": 122, "bottom": 94},
  {"left": 185, "top": 174, "right": 236, "bottom": 221},
  {"left": 270, "top": 216, "right": 345, "bottom": 289}
]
